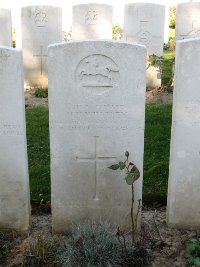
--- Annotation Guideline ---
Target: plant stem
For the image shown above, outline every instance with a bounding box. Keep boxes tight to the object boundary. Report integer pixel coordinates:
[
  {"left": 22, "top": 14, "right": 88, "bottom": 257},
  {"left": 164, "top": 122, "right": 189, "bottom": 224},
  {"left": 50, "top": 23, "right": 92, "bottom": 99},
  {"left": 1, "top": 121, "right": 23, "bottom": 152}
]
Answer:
[{"left": 131, "top": 184, "right": 134, "bottom": 245}]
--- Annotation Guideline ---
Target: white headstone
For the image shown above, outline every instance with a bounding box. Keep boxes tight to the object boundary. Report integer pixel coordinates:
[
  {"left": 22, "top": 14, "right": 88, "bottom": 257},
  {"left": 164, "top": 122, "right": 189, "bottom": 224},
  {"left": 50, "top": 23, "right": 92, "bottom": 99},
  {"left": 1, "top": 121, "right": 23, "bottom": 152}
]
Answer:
[
  {"left": 123, "top": 3, "right": 165, "bottom": 89},
  {"left": 0, "top": 47, "right": 30, "bottom": 233},
  {"left": 21, "top": 6, "right": 62, "bottom": 88},
  {"left": 72, "top": 4, "right": 113, "bottom": 40},
  {"left": 123, "top": 3, "right": 165, "bottom": 57},
  {"left": 0, "top": 9, "right": 12, "bottom": 46},
  {"left": 176, "top": 3, "right": 200, "bottom": 41},
  {"left": 48, "top": 40, "right": 146, "bottom": 233},
  {"left": 167, "top": 38, "right": 200, "bottom": 228}
]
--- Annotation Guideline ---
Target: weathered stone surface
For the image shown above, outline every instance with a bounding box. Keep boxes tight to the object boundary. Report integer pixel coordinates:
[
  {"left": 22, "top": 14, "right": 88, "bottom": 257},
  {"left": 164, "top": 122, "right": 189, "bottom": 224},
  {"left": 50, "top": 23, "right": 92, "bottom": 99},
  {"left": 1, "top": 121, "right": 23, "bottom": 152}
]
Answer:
[
  {"left": 48, "top": 40, "right": 146, "bottom": 233},
  {"left": 123, "top": 3, "right": 165, "bottom": 57},
  {"left": 167, "top": 38, "right": 200, "bottom": 228},
  {"left": 72, "top": 4, "right": 113, "bottom": 40},
  {"left": 176, "top": 3, "right": 200, "bottom": 41},
  {"left": 0, "top": 8, "right": 12, "bottom": 46},
  {"left": 123, "top": 3, "right": 165, "bottom": 89},
  {"left": 0, "top": 47, "right": 30, "bottom": 233},
  {"left": 21, "top": 5, "right": 62, "bottom": 88}
]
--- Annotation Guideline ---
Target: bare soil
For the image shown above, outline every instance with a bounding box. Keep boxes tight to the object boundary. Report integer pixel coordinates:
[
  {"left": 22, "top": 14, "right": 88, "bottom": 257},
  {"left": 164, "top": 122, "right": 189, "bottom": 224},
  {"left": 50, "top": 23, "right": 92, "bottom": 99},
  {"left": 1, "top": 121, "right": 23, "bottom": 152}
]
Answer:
[{"left": 2, "top": 207, "right": 197, "bottom": 267}]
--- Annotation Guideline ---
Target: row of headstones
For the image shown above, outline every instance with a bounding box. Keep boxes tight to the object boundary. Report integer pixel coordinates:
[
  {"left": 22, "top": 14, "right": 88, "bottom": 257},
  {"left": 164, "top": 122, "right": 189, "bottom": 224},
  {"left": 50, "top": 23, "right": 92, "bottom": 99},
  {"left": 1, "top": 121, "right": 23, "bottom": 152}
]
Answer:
[
  {"left": 1, "top": 3, "right": 166, "bottom": 89},
  {"left": 0, "top": 36, "right": 199, "bottom": 233},
  {"left": 1, "top": 2, "right": 200, "bottom": 90}
]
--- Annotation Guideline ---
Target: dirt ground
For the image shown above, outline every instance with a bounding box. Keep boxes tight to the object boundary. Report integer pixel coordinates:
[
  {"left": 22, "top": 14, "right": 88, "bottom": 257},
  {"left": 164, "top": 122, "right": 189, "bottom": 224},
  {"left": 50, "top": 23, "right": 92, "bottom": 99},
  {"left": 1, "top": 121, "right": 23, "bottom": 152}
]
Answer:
[
  {"left": 24, "top": 86, "right": 173, "bottom": 107},
  {"left": 3, "top": 207, "right": 197, "bottom": 267}
]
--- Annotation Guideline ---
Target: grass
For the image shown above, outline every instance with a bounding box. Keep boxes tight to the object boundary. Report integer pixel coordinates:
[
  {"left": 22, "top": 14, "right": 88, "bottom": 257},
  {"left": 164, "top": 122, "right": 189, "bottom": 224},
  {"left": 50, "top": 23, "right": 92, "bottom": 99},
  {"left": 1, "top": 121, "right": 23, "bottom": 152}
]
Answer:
[
  {"left": 26, "top": 107, "right": 50, "bottom": 203},
  {"left": 162, "top": 50, "right": 175, "bottom": 86},
  {"left": 143, "top": 104, "right": 172, "bottom": 205},
  {"left": 26, "top": 104, "right": 172, "bottom": 206}
]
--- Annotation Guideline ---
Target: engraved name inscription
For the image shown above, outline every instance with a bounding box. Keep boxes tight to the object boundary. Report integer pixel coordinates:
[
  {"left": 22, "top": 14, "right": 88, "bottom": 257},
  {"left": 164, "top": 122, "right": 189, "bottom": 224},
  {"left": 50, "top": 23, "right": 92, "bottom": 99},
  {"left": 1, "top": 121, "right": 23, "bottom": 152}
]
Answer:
[
  {"left": 52, "top": 104, "right": 128, "bottom": 131},
  {"left": 0, "top": 50, "right": 10, "bottom": 64},
  {"left": 76, "top": 54, "right": 119, "bottom": 90},
  {"left": 0, "top": 124, "right": 23, "bottom": 136}
]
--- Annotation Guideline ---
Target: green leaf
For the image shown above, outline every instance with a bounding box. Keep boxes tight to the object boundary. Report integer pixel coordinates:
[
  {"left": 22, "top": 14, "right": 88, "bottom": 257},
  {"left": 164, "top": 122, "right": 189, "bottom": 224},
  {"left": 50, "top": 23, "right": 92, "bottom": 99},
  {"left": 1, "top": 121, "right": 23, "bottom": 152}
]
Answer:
[
  {"left": 108, "top": 164, "right": 120, "bottom": 170},
  {"left": 130, "top": 166, "right": 140, "bottom": 181},
  {"left": 125, "top": 173, "right": 134, "bottom": 185},
  {"left": 194, "top": 258, "right": 200, "bottom": 267},
  {"left": 187, "top": 239, "right": 199, "bottom": 254},
  {"left": 119, "top": 161, "right": 126, "bottom": 170}
]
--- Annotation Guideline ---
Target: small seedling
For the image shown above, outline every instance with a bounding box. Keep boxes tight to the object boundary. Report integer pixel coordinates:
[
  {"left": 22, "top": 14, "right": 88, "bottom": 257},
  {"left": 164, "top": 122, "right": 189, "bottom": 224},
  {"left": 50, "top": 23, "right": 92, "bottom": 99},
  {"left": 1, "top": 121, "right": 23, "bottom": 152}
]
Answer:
[
  {"left": 187, "top": 239, "right": 200, "bottom": 267},
  {"left": 34, "top": 88, "right": 48, "bottom": 98},
  {"left": 108, "top": 151, "right": 141, "bottom": 244}
]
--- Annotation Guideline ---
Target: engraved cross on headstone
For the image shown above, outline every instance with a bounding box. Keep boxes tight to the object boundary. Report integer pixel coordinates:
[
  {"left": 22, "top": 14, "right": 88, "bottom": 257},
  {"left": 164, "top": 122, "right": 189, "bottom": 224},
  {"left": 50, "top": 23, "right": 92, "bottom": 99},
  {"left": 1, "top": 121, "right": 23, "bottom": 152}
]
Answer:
[
  {"left": 76, "top": 136, "right": 116, "bottom": 200},
  {"left": 33, "top": 46, "right": 47, "bottom": 75}
]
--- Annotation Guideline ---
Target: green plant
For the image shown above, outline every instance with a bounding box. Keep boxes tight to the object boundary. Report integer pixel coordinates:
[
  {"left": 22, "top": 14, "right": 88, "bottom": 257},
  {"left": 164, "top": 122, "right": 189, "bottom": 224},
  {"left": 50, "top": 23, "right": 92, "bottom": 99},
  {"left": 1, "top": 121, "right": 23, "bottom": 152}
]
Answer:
[
  {"left": 187, "top": 239, "right": 200, "bottom": 267},
  {"left": 147, "top": 53, "right": 175, "bottom": 87},
  {"left": 56, "top": 221, "right": 152, "bottom": 267},
  {"left": 112, "top": 23, "right": 123, "bottom": 40},
  {"left": 169, "top": 6, "right": 176, "bottom": 29},
  {"left": 34, "top": 88, "right": 48, "bottom": 98},
  {"left": 108, "top": 151, "right": 141, "bottom": 244},
  {"left": 164, "top": 37, "right": 175, "bottom": 51},
  {"left": 56, "top": 221, "right": 123, "bottom": 267},
  {"left": 147, "top": 54, "right": 163, "bottom": 76},
  {"left": 23, "top": 233, "right": 58, "bottom": 266}
]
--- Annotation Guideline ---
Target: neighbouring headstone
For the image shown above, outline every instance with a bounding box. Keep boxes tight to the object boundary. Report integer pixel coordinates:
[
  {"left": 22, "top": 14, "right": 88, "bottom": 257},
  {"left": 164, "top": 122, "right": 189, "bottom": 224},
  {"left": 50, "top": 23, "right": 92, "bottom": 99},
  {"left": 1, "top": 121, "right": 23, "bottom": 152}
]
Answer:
[
  {"left": 21, "top": 5, "right": 62, "bottom": 88},
  {"left": 48, "top": 40, "right": 146, "bottom": 233},
  {"left": 123, "top": 3, "right": 165, "bottom": 89},
  {"left": 0, "top": 8, "right": 12, "bottom": 46},
  {"left": 72, "top": 4, "right": 113, "bottom": 40},
  {"left": 167, "top": 38, "right": 200, "bottom": 228},
  {"left": 176, "top": 3, "right": 200, "bottom": 41},
  {"left": 0, "top": 47, "right": 30, "bottom": 233}
]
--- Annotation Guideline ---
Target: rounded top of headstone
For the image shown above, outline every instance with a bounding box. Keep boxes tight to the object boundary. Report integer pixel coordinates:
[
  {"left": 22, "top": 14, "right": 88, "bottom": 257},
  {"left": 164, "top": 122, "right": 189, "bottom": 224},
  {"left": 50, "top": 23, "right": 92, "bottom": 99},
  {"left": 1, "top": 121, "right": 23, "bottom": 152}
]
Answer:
[
  {"left": 21, "top": 5, "right": 61, "bottom": 10},
  {"left": 72, "top": 3, "right": 113, "bottom": 8},
  {"left": 0, "top": 8, "right": 11, "bottom": 12},
  {"left": 125, "top": 3, "right": 165, "bottom": 8},
  {"left": 48, "top": 40, "right": 146, "bottom": 52},
  {"left": 177, "top": 2, "right": 200, "bottom": 8}
]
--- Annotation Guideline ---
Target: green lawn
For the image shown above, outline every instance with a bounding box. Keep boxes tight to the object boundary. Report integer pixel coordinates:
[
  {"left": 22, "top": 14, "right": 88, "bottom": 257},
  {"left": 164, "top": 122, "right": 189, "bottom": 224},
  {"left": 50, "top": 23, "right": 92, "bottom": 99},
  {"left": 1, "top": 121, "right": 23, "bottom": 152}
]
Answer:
[
  {"left": 162, "top": 50, "right": 175, "bottom": 86},
  {"left": 26, "top": 107, "right": 50, "bottom": 203},
  {"left": 26, "top": 104, "right": 172, "bottom": 206},
  {"left": 143, "top": 104, "right": 172, "bottom": 205}
]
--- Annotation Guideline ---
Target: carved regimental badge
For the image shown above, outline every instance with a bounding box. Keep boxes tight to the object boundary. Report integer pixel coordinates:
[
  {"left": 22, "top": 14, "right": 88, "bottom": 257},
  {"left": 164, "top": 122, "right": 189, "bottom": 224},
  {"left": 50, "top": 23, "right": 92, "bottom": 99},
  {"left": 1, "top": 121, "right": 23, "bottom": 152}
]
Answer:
[
  {"left": 136, "top": 21, "right": 152, "bottom": 48},
  {"left": 76, "top": 54, "right": 119, "bottom": 94},
  {"left": 34, "top": 7, "right": 48, "bottom": 27},
  {"left": 85, "top": 8, "right": 98, "bottom": 25}
]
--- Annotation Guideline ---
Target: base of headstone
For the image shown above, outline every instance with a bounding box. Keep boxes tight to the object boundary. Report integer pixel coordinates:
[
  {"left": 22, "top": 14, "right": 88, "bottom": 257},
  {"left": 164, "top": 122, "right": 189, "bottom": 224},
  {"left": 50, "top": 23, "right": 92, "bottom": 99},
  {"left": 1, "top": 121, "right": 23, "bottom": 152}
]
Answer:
[{"left": 146, "top": 66, "right": 161, "bottom": 90}]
